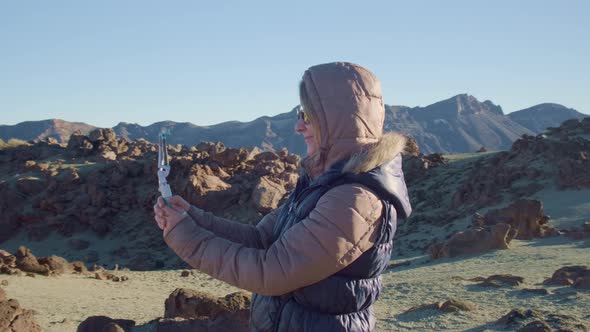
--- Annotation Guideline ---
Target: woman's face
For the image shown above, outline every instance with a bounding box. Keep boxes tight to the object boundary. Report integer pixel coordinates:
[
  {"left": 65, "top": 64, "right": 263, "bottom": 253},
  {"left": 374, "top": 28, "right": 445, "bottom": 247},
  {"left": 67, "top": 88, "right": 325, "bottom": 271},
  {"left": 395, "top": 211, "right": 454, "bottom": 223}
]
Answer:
[{"left": 295, "top": 110, "right": 319, "bottom": 156}]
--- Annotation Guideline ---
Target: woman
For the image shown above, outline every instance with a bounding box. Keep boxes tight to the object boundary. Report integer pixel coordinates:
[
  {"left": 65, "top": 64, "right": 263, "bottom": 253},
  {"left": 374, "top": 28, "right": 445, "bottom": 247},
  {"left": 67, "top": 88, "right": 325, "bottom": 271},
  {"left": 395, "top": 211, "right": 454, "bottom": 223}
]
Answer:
[{"left": 154, "top": 62, "right": 412, "bottom": 331}]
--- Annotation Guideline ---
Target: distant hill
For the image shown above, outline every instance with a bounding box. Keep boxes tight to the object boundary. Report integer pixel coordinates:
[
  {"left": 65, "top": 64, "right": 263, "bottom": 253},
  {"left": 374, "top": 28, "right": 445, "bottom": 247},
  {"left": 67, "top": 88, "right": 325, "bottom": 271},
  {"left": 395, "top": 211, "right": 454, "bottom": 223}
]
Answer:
[
  {"left": 0, "top": 119, "right": 96, "bottom": 143},
  {"left": 507, "top": 103, "right": 587, "bottom": 133},
  {"left": 1, "top": 95, "right": 586, "bottom": 154}
]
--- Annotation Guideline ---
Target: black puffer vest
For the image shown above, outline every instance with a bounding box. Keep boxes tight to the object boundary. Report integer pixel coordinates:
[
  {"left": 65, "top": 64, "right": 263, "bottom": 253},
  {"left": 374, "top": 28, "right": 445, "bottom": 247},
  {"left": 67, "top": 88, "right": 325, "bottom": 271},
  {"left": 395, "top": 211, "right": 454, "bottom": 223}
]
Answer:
[{"left": 250, "top": 156, "right": 411, "bottom": 332}]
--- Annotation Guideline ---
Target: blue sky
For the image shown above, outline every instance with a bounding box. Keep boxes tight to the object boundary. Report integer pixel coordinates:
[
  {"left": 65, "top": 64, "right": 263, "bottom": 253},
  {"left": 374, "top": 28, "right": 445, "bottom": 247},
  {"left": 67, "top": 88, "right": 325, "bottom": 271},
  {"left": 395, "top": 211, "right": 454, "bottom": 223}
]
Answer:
[{"left": 1, "top": 1, "right": 588, "bottom": 127}]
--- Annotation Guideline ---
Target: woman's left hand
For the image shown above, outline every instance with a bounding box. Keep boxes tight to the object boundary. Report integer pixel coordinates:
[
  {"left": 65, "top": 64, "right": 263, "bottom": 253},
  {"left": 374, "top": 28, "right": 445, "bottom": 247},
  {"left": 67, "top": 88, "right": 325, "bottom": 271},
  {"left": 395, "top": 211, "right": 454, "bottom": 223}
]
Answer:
[{"left": 154, "top": 196, "right": 188, "bottom": 237}]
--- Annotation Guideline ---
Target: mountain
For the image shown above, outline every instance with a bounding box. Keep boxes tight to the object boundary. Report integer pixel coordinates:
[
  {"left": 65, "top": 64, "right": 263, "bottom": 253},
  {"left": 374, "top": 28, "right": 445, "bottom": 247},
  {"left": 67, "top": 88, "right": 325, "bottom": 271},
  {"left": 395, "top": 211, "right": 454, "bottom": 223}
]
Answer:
[
  {"left": 508, "top": 103, "right": 587, "bottom": 133},
  {"left": 0, "top": 119, "right": 96, "bottom": 143},
  {"left": 1, "top": 95, "right": 586, "bottom": 154},
  {"left": 384, "top": 94, "right": 535, "bottom": 154},
  {"left": 112, "top": 108, "right": 305, "bottom": 154}
]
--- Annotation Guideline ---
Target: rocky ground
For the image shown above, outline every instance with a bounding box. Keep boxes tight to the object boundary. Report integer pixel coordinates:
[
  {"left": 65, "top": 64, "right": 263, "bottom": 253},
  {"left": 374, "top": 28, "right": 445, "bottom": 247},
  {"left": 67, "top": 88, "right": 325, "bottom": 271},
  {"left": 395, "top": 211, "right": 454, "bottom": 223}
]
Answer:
[
  {"left": 1, "top": 118, "right": 589, "bottom": 331},
  {"left": 1, "top": 237, "right": 588, "bottom": 331},
  {"left": 0, "top": 128, "right": 300, "bottom": 270}
]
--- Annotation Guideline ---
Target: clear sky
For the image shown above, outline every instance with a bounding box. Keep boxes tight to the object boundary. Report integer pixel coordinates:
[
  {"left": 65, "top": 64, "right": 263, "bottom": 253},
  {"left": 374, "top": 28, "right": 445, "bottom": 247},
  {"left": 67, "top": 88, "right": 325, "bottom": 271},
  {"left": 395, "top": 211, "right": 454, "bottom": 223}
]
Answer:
[{"left": 1, "top": 0, "right": 588, "bottom": 127}]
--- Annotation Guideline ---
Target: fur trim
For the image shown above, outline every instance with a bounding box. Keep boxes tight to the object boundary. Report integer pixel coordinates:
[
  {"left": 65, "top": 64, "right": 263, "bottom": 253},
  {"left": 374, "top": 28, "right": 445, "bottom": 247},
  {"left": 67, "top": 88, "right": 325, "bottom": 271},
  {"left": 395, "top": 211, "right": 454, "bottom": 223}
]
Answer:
[{"left": 342, "top": 132, "right": 408, "bottom": 174}]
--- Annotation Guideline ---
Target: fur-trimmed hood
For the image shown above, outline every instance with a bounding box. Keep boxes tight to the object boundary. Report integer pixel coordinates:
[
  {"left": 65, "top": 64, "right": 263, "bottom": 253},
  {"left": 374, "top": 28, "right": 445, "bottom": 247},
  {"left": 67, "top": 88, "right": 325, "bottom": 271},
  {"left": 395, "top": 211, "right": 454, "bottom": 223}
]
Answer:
[
  {"left": 300, "top": 62, "right": 407, "bottom": 176},
  {"left": 299, "top": 62, "right": 411, "bottom": 219},
  {"left": 339, "top": 132, "right": 412, "bottom": 220},
  {"left": 342, "top": 132, "right": 407, "bottom": 174}
]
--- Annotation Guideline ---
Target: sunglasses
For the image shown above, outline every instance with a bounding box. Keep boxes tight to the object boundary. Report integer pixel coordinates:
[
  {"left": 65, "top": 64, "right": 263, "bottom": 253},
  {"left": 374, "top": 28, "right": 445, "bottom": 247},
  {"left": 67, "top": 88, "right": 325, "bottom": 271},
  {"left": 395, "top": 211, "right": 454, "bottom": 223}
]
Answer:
[{"left": 297, "top": 108, "right": 310, "bottom": 123}]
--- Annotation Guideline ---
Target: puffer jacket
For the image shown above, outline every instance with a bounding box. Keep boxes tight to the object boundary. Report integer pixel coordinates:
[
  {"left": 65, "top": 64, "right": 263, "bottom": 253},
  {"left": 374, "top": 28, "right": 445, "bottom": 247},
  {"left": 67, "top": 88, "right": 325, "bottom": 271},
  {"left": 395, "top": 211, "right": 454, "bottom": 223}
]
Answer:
[
  {"left": 163, "top": 62, "right": 412, "bottom": 331},
  {"left": 250, "top": 152, "right": 411, "bottom": 331}
]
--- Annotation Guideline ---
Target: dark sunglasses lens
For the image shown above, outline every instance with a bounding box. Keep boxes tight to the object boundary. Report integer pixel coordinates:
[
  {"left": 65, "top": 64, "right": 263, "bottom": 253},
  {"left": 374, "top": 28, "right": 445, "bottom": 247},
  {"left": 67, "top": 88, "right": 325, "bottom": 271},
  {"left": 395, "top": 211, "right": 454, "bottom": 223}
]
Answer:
[{"left": 298, "top": 110, "right": 308, "bottom": 122}]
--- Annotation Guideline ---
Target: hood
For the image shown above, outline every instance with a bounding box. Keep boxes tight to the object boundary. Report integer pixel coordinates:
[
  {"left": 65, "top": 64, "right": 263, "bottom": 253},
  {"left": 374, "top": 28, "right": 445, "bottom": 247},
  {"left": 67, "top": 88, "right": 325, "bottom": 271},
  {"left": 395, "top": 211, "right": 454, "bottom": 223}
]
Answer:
[
  {"left": 301, "top": 62, "right": 386, "bottom": 177},
  {"left": 344, "top": 132, "right": 412, "bottom": 219}
]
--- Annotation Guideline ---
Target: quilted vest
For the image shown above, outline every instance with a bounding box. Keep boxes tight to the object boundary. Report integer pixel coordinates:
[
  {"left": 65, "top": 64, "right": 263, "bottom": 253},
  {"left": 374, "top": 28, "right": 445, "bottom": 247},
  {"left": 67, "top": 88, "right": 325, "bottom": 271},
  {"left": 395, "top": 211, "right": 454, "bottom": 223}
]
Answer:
[{"left": 250, "top": 157, "right": 408, "bottom": 332}]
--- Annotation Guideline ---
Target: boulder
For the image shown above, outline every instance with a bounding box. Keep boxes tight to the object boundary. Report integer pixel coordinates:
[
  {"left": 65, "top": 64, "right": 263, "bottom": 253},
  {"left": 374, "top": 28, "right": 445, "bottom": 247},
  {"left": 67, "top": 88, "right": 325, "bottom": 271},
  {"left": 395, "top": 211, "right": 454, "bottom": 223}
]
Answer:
[
  {"left": 543, "top": 265, "right": 590, "bottom": 287},
  {"left": 484, "top": 199, "right": 557, "bottom": 240},
  {"left": 495, "top": 308, "right": 589, "bottom": 331},
  {"left": 251, "top": 176, "right": 286, "bottom": 213},
  {"left": 164, "top": 288, "right": 250, "bottom": 321},
  {"left": 0, "top": 297, "right": 42, "bottom": 332},
  {"left": 16, "top": 177, "right": 46, "bottom": 196},
  {"left": 428, "top": 223, "right": 514, "bottom": 259},
  {"left": 474, "top": 274, "right": 524, "bottom": 287},
  {"left": 37, "top": 255, "right": 71, "bottom": 274},
  {"left": 15, "top": 246, "right": 49, "bottom": 275},
  {"left": 77, "top": 315, "right": 135, "bottom": 332},
  {"left": 403, "top": 298, "right": 477, "bottom": 314}
]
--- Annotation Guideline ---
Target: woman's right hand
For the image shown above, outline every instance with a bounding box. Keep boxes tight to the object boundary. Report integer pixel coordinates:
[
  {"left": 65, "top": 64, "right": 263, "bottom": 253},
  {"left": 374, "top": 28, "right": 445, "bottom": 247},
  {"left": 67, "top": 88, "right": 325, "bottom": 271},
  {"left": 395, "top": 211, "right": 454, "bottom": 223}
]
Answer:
[
  {"left": 166, "top": 195, "right": 190, "bottom": 212},
  {"left": 154, "top": 195, "right": 191, "bottom": 236}
]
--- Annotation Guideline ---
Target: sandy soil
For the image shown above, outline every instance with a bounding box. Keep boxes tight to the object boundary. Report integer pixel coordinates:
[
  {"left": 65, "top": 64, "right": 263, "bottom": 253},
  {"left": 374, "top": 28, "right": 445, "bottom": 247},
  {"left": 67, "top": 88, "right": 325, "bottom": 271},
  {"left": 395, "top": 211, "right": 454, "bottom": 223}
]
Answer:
[{"left": 2, "top": 236, "right": 589, "bottom": 331}]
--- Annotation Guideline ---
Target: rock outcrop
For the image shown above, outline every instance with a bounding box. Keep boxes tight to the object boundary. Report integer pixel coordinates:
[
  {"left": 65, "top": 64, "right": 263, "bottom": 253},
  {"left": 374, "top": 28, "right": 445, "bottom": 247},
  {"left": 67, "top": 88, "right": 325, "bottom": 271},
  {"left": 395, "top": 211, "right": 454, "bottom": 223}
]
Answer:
[
  {"left": 0, "top": 130, "right": 300, "bottom": 269},
  {"left": 543, "top": 265, "right": 590, "bottom": 289},
  {"left": 158, "top": 288, "right": 251, "bottom": 332},
  {"left": 0, "top": 288, "right": 42, "bottom": 332}
]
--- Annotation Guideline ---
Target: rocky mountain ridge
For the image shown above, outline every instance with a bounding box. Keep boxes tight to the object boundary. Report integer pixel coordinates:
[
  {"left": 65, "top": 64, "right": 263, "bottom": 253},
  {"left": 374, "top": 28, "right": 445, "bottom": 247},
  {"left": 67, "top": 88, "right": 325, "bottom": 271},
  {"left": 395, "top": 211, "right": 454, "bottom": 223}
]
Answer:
[{"left": 1, "top": 94, "right": 586, "bottom": 154}]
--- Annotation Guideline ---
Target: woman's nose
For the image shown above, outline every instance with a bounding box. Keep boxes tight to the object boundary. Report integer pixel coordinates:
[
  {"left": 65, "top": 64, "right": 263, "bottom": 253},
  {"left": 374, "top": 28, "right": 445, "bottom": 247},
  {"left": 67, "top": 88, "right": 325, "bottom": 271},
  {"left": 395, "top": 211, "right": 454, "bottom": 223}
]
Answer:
[{"left": 295, "top": 118, "right": 307, "bottom": 133}]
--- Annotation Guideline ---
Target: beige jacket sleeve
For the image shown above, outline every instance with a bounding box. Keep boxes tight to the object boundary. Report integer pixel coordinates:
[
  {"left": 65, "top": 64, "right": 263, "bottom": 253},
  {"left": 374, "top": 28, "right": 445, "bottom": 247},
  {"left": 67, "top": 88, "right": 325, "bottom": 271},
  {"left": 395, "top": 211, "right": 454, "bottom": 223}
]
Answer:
[
  {"left": 187, "top": 205, "right": 282, "bottom": 249},
  {"left": 164, "top": 184, "right": 383, "bottom": 296}
]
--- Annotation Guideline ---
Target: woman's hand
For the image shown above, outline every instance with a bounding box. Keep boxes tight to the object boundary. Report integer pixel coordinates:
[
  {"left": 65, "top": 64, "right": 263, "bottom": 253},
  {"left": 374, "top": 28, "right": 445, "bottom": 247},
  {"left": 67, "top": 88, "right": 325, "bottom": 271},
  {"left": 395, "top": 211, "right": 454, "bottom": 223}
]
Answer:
[{"left": 154, "top": 195, "right": 190, "bottom": 237}]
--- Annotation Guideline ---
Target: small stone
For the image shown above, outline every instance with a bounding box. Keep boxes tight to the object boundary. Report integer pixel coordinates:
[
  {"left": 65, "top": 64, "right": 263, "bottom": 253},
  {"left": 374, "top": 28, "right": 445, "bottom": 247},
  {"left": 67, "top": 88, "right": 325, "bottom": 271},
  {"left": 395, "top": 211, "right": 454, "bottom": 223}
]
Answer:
[
  {"left": 521, "top": 288, "right": 550, "bottom": 296},
  {"left": 517, "top": 320, "right": 552, "bottom": 332}
]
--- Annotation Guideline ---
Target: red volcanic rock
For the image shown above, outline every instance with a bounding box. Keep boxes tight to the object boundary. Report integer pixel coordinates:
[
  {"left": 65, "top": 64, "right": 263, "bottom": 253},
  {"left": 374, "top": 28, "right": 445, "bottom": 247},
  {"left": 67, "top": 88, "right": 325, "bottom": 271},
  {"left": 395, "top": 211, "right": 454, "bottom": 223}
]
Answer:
[
  {"left": 495, "top": 309, "right": 544, "bottom": 328},
  {"left": 77, "top": 315, "right": 135, "bottom": 332},
  {"left": 403, "top": 298, "right": 477, "bottom": 314},
  {"left": 473, "top": 274, "right": 524, "bottom": 287},
  {"left": 37, "top": 255, "right": 71, "bottom": 275},
  {"left": 0, "top": 297, "right": 42, "bottom": 332},
  {"left": 483, "top": 199, "right": 557, "bottom": 240},
  {"left": 164, "top": 288, "right": 251, "bottom": 320},
  {"left": 495, "top": 308, "right": 589, "bottom": 331},
  {"left": 15, "top": 246, "right": 49, "bottom": 275},
  {"left": 67, "top": 132, "right": 94, "bottom": 155},
  {"left": 573, "top": 277, "right": 590, "bottom": 289},
  {"left": 429, "top": 223, "right": 514, "bottom": 259},
  {"left": 211, "top": 148, "right": 249, "bottom": 168},
  {"left": 0, "top": 250, "right": 12, "bottom": 260},
  {"left": 543, "top": 265, "right": 590, "bottom": 287},
  {"left": 159, "top": 289, "right": 251, "bottom": 332},
  {"left": 16, "top": 177, "right": 46, "bottom": 196},
  {"left": 402, "top": 153, "right": 446, "bottom": 186},
  {"left": 251, "top": 176, "right": 286, "bottom": 213},
  {"left": 70, "top": 261, "right": 89, "bottom": 274},
  {"left": 253, "top": 151, "right": 280, "bottom": 162},
  {"left": 99, "top": 150, "right": 117, "bottom": 161}
]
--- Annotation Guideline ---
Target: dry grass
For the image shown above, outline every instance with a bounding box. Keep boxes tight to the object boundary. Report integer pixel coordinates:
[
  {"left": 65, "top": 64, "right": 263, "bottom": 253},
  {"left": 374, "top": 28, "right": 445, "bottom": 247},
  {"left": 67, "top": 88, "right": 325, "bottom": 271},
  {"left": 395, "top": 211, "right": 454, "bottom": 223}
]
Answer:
[{"left": 0, "top": 138, "right": 30, "bottom": 149}]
